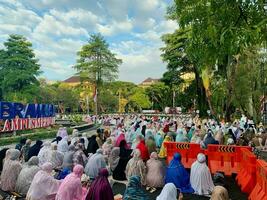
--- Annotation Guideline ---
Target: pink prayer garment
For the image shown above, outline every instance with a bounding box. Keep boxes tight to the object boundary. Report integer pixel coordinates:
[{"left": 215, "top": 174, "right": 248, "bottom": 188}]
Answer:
[
  {"left": 55, "top": 164, "right": 84, "bottom": 200},
  {"left": 26, "top": 162, "right": 61, "bottom": 200}
]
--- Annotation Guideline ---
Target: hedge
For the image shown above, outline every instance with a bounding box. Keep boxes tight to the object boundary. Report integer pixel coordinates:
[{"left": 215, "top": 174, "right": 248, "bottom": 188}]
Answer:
[{"left": 0, "top": 127, "right": 73, "bottom": 147}]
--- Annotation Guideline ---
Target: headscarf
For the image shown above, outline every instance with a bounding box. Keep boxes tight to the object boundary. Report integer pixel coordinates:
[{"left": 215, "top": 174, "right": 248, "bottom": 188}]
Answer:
[
  {"left": 155, "top": 131, "right": 164, "bottom": 148},
  {"left": 15, "top": 156, "right": 40, "bottom": 194},
  {"left": 52, "top": 136, "right": 62, "bottom": 145},
  {"left": 158, "top": 135, "right": 172, "bottom": 158},
  {"left": 85, "top": 149, "right": 106, "bottom": 179},
  {"left": 48, "top": 144, "right": 64, "bottom": 169},
  {"left": 165, "top": 153, "right": 194, "bottom": 193},
  {"left": 55, "top": 165, "right": 84, "bottom": 200},
  {"left": 176, "top": 129, "right": 189, "bottom": 142},
  {"left": 136, "top": 138, "right": 150, "bottom": 161},
  {"left": 28, "top": 140, "right": 43, "bottom": 160},
  {"left": 115, "top": 133, "right": 127, "bottom": 147},
  {"left": 204, "top": 130, "right": 219, "bottom": 148},
  {"left": 108, "top": 147, "right": 120, "bottom": 171},
  {"left": 26, "top": 162, "right": 61, "bottom": 200},
  {"left": 21, "top": 139, "right": 31, "bottom": 162},
  {"left": 123, "top": 176, "right": 148, "bottom": 200},
  {"left": 85, "top": 168, "right": 113, "bottom": 200},
  {"left": 156, "top": 183, "right": 177, "bottom": 200},
  {"left": 1, "top": 149, "right": 22, "bottom": 191},
  {"left": 145, "top": 136, "right": 157, "bottom": 155},
  {"left": 57, "top": 127, "right": 68, "bottom": 138},
  {"left": 119, "top": 140, "right": 132, "bottom": 159},
  {"left": 87, "top": 135, "right": 99, "bottom": 154},
  {"left": 57, "top": 136, "right": 69, "bottom": 154},
  {"left": 146, "top": 152, "right": 164, "bottom": 188},
  {"left": 38, "top": 142, "right": 51, "bottom": 166},
  {"left": 125, "top": 149, "right": 146, "bottom": 185},
  {"left": 190, "top": 153, "right": 214, "bottom": 195},
  {"left": 62, "top": 144, "right": 75, "bottom": 170},
  {"left": 15, "top": 138, "right": 27, "bottom": 151},
  {"left": 211, "top": 186, "right": 229, "bottom": 200},
  {"left": 102, "top": 138, "right": 113, "bottom": 156}
]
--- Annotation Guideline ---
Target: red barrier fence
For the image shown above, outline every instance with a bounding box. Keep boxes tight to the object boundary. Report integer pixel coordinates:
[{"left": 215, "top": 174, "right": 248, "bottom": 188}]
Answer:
[
  {"left": 249, "top": 160, "right": 267, "bottom": 200},
  {"left": 207, "top": 145, "right": 251, "bottom": 176},
  {"left": 236, "top": 148, "right": 256, "bottom": 194},
  {"left": 164, "top": 142, "right": 203, "bottom": 168},
  {"left": 164, "top": 142, "right": 267, "bottom": 199}
]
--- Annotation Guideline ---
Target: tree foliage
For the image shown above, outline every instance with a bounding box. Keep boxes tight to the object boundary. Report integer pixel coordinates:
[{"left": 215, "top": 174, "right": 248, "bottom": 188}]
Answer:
[
  {"left": 74, "top": 33, "right": 122, "bottom": 114},
  {"left": 161, "top": 0, "right": 267, "bottom": 121},
  {"left": 0, "top": 35, "right": 41, "bottom": 102}
]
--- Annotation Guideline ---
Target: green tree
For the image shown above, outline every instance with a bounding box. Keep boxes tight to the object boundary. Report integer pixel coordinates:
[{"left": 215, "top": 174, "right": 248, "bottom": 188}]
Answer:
[
  {"left": 166, "top": 0, "right": 267, "bottom": 120},
  {"left": 145, "top": 82, "right": 172, "bottom": 111},
  {"left": 128, "top": 88, "right": 151, "bottom": 112},
  {"left": 0, "top": 35, "right": 41, "bottom": 101},
  {"left": 74, "top": 34, "right": 122, "bottom": 114},
  {"left": 161, "top": 28, "right": 209, "bottom": 116}
]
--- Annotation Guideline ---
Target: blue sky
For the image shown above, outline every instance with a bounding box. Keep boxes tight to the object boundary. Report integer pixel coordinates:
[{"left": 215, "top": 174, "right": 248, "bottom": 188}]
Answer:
[{"left": 0, "top": 0, "right": 177, "bottom": 84}]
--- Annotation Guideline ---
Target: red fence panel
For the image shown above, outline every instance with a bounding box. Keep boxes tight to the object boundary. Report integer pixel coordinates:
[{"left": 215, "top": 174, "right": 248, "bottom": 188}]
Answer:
[
  {"left": 236, "top": 148, "right": 256, "bottom": 194},
  {"left": 207, "top": 145, "right": 251, "bottom": 175},
  {"left": 249, "top": 160, "right": 267, "bottom": 200},
  {"left": 164, "top": 142, "right": 202, "bottom": 168}
]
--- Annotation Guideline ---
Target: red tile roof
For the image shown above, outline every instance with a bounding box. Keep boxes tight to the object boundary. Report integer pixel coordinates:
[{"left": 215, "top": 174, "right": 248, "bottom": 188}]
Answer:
[{"left": 63, "top": 76, "right": 80, "bottom": 83}]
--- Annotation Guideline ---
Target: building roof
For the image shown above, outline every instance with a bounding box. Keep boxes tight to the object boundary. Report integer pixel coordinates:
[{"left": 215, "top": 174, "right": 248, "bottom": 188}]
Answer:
[
  {"left": 141, "top": 77, "right": 160, "bottom": 84},
  {"left": 63, "top": 76, "right": 80, "bottom": 83}
]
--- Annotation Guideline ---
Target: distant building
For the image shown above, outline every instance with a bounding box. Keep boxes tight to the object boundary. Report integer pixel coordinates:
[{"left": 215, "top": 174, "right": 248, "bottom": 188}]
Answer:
[
  {"left": 139, "top": 77, "right": 160, "bottom": 88},
  {"left": 63, "top": 75, "right": 81, "bottom": 87}
]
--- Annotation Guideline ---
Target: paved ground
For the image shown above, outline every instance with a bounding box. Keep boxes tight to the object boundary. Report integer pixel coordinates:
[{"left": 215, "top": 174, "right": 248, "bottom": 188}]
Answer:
[{"left": 112, "top": 174, "right": 247, "bottom": 200}]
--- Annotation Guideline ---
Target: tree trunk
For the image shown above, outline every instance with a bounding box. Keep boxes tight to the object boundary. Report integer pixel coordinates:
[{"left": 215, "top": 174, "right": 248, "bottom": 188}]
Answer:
[
  {"left": 193, "top": 66, "right": 209, "bottom": 117},
  {"left": 225, "top": 55, "right": 236, "bottom": 121}
]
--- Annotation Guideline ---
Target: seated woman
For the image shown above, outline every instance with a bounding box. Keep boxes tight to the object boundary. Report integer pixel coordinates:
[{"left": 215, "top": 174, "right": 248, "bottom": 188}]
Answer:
[
  {"left": 73, "top": 143, "right": 88, "bottom": 167},
  {"left": 26, "top": 162, "right": 61, "bottom": 200},
  {"left": 85, "top": 168, "right": 113, "bottom": 200},
  {"left": 85, "top": 149, "right": 106, "bottom": 180},
  {"left": 38, "top": 142, "right": 51, "bottom": 166},
  {"left": 146, "top": 136, "right": 157, "bottom": 155},
  {"left": 15, "top": 156, "right": 40, "bottom": 195},
  {"left": 102, "top": 138, "right": 113, "bottom": 157},
  {"left": 190, "top": 153, "right": 214, "bottom": 195},
  {"left": 156, "top": 183, "right": 180, "bottom": 200},
  {"left": 146, "top": 152, "right": 164, "bottom": 192},
  {"left": 165, "top": 153, "right": 194, "bottom": 193},
  {"left": 62, "top": 144, "right": 75, "bottom": 170},
  {"left": 158, "top": 134, "right": 173, "bottom": 158},
  {"left": 125, "top": 149, "right": 146, "bottom": 185},
  {"left": 203, "top": 130, "right": 219, "bottom": 148},
  {"left": 123, "top": 176, "right": 148, "bottom": 200},
  {"left": 109, "top": 147, "right": 127, "bottom": 181},
  {"left": 55, "top": 165, "right": 84, "bottom": 200},
  {"left": 48, "top": 144, "right": 64, "bottom": 169},
  {"left": 1, "top": 149, "right": 22, "bottom": 192},
  {"left": 119, "top": 140, "right": 132, "bottom": 160}
]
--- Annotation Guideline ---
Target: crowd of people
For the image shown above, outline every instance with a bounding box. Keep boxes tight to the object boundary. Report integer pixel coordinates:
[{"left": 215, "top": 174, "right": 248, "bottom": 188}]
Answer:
[{"left": 0, "top": 114, "right": 266, "bottom": 200}]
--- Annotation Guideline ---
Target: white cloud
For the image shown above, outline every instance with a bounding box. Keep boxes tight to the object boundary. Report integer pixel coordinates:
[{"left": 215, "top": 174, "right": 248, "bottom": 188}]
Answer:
[
  {"left": 0, "top": 4, "right": 41, "bottom": 28},
  {"left": 97, "top": 17, "right": 133, "bottom": 36},
  {"left": 33, "top": 14, "right": 89, "bottom": 37},
  {"left": 49, "top": 8, "right": 100, "bottom": 29},
  {"left": 0, "top": 24, "right": 31, "bottom": 35},
  {"left": 0, "top": 0, "right": 177, "bottom": 82},
  {"left": 118, "top": 48, "right": 165, "bottom": 84}
]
